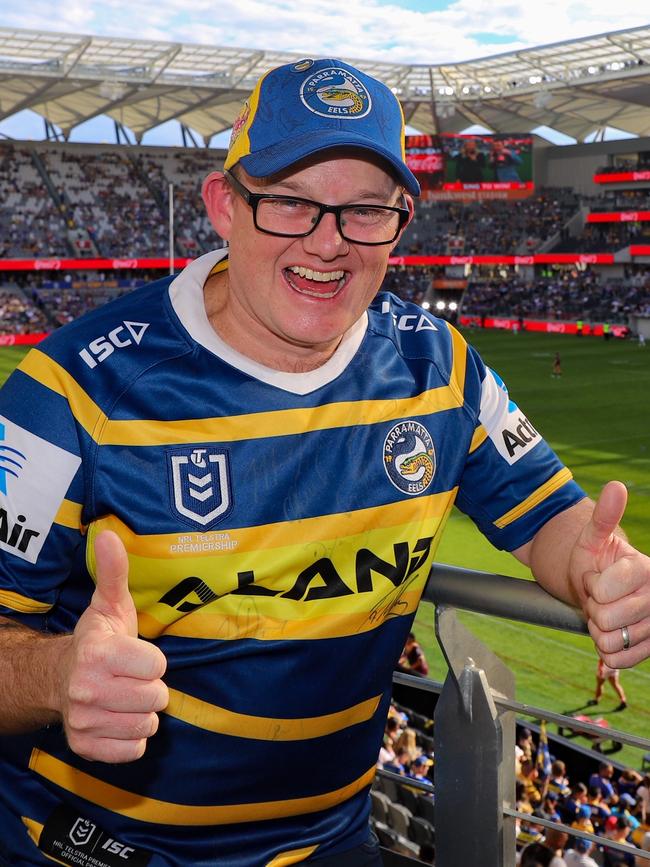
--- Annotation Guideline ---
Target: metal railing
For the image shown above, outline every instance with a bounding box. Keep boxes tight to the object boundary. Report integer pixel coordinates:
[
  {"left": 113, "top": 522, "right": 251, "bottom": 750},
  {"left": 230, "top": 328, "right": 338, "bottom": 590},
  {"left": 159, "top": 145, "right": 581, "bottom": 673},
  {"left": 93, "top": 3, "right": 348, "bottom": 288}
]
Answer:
[{"left": 378, "top": 562, "right": 650, "bottom": 866}]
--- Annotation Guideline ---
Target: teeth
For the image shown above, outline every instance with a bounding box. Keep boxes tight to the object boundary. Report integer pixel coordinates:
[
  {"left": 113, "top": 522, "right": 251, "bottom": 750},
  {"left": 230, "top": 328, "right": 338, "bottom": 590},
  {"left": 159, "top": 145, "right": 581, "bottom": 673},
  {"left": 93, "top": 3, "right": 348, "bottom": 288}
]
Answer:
[{"left": 287, "top": 266, "right": 345, "bottom": 282}]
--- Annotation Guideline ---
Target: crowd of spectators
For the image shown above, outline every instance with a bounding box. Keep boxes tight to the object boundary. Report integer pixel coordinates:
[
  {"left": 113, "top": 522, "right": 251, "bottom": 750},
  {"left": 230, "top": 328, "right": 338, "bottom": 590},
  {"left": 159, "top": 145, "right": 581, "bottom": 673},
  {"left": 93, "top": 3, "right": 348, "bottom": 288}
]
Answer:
[
  {"left": 3, "top": 263, "right": 650, "bottom": 335},
  {"left": 461, "top": 269, "right": 650, "bottom": 323},
  {"left": 589, "top": 190, "right": 650, "bottom": 213},
  {"left": 0, "top": 142, "right": 226, "bottom": 260},
  {"left": 142, "top": 151, "right": 225, "bottom": 256},
  {"left": 381, "top": 267, "right": 433, "bottom": 305},
  {"left": 0, "top": 289, "right": 49, "bottom": 334},
  {"left": 557, "top": 222, "right": 650, "bottom": 254},
  {"left": 373, "top": 699, "right": 436, "bottom": 862},
  {"left": 0, "top": 269, "right": 161, "bottom": 332},
  {"left": 42, "top": 148, "right": 172, "bottom": 258},
  {"left": 3, "top": 141, "right": 650, "bottom": 262},
  {"left": 3, "top": 142, "right": 650, "bottom": 334},
  {"left": 393, "top": 188, "right": 581, "bottom": 257},
  {"left": 373, "top": 702, "right": 650, "bottom": 867},
  {"left": 0, "top": 144, "right": 70, "bottom": 258},
  {"left": 515, "top": 731, "right": 650, "bottom": 866}
]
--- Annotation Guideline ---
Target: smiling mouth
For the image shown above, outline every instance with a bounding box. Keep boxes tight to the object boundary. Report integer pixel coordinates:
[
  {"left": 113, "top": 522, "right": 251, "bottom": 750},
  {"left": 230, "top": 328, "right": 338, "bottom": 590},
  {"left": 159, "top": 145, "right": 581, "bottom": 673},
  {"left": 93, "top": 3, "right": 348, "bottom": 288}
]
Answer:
[{"left": 284, "top": 265, "right": 347, "bottom": 299}]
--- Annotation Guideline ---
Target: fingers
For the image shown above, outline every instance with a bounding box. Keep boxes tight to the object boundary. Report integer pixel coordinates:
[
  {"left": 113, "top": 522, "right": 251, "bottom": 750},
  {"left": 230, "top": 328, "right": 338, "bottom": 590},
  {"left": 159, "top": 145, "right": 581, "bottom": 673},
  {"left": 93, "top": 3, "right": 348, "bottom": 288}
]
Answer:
[
  {"left": 583, "top": 555, "right": 646, "bottom": 606},
  {"left": 67, "top": 708, "right": 161, "bottom": 741},
  {"left": 579, "top": 481, "right": 628, "bottom": 553},
  {"left": 77, "top": 633, "right": 168, "bottom": 681},
  {"left": 93, "top": 530, "right": 137, "bottom": 634},
  {"left": 583, "top": 568, "right": 650, "bottom": 629},
  {"left": 68, "top": 672, "right": 169, "bottom": 714},
  {"left": 64, "top": 638, "right": 169, "bottom": 762},
  {"left": 588, "top": 618, "right": 650, "bottom": 669},
  {"left": 65, "top": 710, "right": 161, "bottom": 764}
]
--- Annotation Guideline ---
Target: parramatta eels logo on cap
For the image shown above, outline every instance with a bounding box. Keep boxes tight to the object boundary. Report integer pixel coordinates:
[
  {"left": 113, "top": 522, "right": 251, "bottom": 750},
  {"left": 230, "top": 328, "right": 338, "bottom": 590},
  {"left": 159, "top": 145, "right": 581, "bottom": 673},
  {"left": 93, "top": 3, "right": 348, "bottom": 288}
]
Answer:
[
  {"left": 383, "top": 421, "right": 436, "bottom": 496},
  {"left": 300, "top": 66, "right": 371, "bottom": 119}
]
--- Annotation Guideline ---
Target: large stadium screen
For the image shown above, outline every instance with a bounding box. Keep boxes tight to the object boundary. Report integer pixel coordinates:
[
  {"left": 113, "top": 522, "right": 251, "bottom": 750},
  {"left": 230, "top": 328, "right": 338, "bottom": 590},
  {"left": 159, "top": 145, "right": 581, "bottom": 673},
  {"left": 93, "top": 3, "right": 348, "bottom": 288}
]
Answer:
[
  {"left": 440, "top": 133, "right": 534, "bottom": 197},
  {"left": 404, "top": 134, "right": 445, "bottom": 195},
  {"left": 406, "top": 133, "right": 534, "bottom": 201}
]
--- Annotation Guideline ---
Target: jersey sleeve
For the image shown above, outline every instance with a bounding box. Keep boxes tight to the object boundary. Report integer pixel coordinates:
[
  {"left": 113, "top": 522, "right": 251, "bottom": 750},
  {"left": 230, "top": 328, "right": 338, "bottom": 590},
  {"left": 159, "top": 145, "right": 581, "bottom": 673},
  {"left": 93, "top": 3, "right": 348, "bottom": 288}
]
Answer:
[
  {"left": 455, "top": 343, "right": 585, "bottom": 551},
  {"left": 0, "top": 348, "right": 87, "bottom": 627}
]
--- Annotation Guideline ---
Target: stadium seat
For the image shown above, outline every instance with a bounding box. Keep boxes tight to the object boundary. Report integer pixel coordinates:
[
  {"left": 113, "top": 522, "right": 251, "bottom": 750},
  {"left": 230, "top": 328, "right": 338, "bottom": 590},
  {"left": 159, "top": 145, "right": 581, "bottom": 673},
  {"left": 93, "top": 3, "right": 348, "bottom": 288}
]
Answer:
[
  {"left": 397, "top": 783, "right": 420, "bottom": 814},
  {"left": 374, "top": 824, "right": 399, "bottom": 849},
  {"left": 370, "top": 790, "right": 392, "bottom": 824},
  {"left": 417, "top": 793, "right": 436, "bottom": 825},
  {"left": 407, "top": 710, "right": 430, "bottom": 731},
  {"left": 408, "top": 815, "right": 435, "bottom": 848},
  {"left": 387, "top": 802, "right": 413, "bottom": 839},
  {"left": 377, "top": 775, "right": 401, "bottom": 803}
]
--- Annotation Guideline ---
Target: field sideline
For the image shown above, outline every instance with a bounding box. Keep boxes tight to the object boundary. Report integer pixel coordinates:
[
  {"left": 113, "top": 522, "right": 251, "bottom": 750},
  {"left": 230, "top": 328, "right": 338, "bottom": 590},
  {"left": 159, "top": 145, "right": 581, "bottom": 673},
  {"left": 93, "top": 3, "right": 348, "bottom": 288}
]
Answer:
[{"left": 2, "top": 332, "right": 650, "bottom": 766}]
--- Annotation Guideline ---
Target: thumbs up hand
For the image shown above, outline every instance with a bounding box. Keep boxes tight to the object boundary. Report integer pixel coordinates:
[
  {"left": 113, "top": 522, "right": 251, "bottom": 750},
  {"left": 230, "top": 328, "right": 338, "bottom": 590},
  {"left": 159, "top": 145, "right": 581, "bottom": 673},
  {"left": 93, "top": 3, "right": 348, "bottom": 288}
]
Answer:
[
  {"left": 570, "top": 481, "right": 650, "bottom": 668},
  {"left": 60, "top": 530, "right": 168, "bottom": 763}
]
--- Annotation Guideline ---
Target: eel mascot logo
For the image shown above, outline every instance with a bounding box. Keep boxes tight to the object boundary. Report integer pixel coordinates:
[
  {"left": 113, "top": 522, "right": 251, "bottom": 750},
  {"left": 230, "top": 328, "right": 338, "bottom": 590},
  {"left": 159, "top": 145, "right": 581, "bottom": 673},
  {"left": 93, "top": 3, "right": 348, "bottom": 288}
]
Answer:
[
  {"left": 383, "top": 421, "right": 436, "bottom": 496},
  {"left": 300, "top": 67, "right": 371, "bottom": 119}
]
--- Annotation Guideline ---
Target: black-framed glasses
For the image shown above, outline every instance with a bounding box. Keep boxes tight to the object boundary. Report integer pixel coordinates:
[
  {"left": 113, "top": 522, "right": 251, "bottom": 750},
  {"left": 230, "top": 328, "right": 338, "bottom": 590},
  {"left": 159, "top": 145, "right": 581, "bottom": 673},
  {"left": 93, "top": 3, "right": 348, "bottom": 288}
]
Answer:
[{"left": 224, "top": 169, "right": 409, "bottom": 246}]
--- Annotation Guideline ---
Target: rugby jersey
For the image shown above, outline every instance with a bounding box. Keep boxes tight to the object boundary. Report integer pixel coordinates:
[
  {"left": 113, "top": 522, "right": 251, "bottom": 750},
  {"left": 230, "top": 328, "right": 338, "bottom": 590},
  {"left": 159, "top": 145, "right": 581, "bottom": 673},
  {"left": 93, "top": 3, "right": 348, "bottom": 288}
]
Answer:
[{"left": 0, "top": 249, "right": 584, "bottom": 867}]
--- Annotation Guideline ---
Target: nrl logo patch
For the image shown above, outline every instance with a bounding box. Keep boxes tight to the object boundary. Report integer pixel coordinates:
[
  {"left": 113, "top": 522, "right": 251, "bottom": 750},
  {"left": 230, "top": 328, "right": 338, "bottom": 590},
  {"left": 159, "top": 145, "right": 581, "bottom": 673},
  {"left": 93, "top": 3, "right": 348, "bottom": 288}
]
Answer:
[{"left": 169, "top": 446, "right": 233, "bottom": 528}]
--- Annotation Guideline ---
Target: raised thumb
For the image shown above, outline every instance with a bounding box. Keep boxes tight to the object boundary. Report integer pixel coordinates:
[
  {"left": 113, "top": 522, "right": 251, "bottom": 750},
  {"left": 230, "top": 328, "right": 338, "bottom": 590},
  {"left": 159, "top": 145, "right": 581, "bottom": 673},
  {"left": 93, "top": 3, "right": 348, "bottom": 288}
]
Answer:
[
  {"left": 92, "top": 530, "right": 137, "bottom": 634},
  {"left": 580, "top": 480, "right": 628, "bottom": 551}
]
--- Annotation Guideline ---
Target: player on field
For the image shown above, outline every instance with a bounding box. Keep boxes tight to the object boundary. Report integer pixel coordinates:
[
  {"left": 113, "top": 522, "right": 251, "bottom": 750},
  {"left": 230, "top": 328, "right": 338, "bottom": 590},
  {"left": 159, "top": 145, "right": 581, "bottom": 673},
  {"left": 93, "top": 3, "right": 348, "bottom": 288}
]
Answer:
[
  {"left": 588, "top": 658, "right": 628, "bottom": 710},
  {"left": 0, "top": 56, "right": 649, "bottom": 867}
]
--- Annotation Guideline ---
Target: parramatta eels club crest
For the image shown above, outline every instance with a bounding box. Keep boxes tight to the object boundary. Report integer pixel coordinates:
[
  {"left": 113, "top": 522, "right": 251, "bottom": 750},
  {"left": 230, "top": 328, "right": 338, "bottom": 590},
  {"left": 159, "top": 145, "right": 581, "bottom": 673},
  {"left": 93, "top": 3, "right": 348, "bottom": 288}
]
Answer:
[
  {"left": 300, "top": 67, "right": 371, "bottom": 119},
  {"left": 383, "top": 421, "right": 436, "bottom": 496},
  {"left": 169, "top": 446, "right": 233, "bottom": 528}
]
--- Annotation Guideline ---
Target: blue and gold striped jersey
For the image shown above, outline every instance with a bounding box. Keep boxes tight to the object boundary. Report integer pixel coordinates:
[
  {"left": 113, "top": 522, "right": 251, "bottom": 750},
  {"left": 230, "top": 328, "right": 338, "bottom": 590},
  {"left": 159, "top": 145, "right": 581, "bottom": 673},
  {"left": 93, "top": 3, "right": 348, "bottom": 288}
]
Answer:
[{"left": 0, "top": 249, "right": 584, "bottom": 866}]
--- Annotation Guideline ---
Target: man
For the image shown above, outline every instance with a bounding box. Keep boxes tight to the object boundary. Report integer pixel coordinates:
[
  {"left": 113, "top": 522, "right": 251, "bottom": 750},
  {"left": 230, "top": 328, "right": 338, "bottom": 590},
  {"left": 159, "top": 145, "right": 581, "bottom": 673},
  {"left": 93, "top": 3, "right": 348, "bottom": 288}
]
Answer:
[
  {"left": 564, "top": 838, "right": 600, "bottom": 867},
  {"left": 407, "top": 755, "right": 434, "bottom": 784},
  {"left": 490, "top": 137, "right": 523, "bottom": 182},
  {"left": 598, "top": 815, "right": 637, "bottom": 866},
  {"left": 588, "top": 658, "right": 627, "bottom": 710},
  {"left": 520, "top": 828, "right": 568, "bottom": 867},
  {"left": 0, "top": 56, "right": 649, "bottom": 867},
  {"left": 534, "top": 791, "right": 562, "bottom": 824},
  {"left": 453, "top": 138, "right": 487, "bottom": 183},
  {"left": 397, "top": 631, "right": 429, "bottom": 676},
  {"left": 589, "top": 763, "right": 617, "bottom": 801}
]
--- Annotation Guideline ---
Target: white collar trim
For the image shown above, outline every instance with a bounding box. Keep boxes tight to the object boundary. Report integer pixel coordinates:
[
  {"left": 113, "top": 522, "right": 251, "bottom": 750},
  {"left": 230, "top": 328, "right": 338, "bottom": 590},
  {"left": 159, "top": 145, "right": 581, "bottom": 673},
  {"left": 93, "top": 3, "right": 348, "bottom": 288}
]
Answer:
[{"left": 168, "top": 249, "right": 367, "bottom": 396}]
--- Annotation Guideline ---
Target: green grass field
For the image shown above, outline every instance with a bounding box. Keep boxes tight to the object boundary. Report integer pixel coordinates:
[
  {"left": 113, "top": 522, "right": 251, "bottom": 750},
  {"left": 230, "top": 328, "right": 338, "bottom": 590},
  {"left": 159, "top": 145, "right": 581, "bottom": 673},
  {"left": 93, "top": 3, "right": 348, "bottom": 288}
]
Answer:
[
  {"left": 2, "top": 333, "right": 650, "bottom": 765},
  {"left": 413, "top": 329, "right": 650, "bottom": 767}
]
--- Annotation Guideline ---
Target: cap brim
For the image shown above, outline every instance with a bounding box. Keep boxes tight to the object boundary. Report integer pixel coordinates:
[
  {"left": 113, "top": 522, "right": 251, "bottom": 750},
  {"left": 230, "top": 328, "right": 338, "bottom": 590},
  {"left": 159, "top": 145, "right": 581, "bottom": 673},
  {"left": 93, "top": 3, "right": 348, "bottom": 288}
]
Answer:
[{"left": 238, "top": 130, "right": 421, "bottom": 196}]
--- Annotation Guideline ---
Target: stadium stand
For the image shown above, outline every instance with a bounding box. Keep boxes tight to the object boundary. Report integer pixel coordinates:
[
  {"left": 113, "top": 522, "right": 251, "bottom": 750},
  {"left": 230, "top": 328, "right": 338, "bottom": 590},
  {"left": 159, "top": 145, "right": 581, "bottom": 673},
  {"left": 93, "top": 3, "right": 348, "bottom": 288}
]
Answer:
[
  {"left": 374, "top": 694, "right": 650, "bottom": 864},
  {"left": 393, "top": 188, "right": 581, "bottom": 257},
  {"left": 0, "top": 141, "right": 225, "bottom": 261},
  {"left": 0, "top": 143, "right": 71, "bottom": 258},
  {"left": 3, "top": 138, "right": 650, "bottom": 342}
]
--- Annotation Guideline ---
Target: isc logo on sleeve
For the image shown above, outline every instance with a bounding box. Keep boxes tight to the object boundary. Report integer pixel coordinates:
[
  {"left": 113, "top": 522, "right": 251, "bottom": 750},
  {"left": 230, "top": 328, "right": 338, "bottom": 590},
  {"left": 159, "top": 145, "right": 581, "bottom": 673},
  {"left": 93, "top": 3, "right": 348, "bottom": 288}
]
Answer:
[
  {"left": 0, "top": 416, "right": 81, "bottom": 564},
  {"left": 478, "top": 368, "right": 541, "bottom": 465},
  {"left": 78, "top": 321, "right": 149, "bottom": 369}
]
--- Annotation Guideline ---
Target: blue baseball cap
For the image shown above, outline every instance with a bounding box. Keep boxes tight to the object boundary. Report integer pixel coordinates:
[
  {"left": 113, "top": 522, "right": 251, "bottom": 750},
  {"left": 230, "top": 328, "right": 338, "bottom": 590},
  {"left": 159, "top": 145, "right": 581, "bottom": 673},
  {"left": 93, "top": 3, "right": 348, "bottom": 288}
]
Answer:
[{"left": 225, "top": 58, "right": 420, "bottom": 196}]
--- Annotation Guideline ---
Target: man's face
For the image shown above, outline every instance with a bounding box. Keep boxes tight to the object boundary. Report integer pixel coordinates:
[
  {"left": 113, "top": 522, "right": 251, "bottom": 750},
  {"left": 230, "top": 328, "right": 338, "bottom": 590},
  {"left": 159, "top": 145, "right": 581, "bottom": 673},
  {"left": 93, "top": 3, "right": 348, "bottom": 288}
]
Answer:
[{"left": 203, "top": 153, "right": 411, "bottom": 369}]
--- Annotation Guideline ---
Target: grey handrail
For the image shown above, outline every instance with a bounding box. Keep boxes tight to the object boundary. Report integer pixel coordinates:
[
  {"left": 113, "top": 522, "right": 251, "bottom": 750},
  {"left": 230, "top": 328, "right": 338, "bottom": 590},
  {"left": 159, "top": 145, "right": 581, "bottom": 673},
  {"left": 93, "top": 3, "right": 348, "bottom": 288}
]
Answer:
[{"left": 425, "top": 561, "right": 589, "bottom": 634}]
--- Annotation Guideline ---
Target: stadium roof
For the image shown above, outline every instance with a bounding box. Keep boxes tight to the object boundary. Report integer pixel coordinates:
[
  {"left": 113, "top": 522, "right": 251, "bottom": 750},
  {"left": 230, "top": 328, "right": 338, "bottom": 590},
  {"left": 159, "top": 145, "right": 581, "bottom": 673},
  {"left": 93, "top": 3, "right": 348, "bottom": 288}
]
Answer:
[{"left": 1, "top": 25, "right": 650, "bottom": 144}]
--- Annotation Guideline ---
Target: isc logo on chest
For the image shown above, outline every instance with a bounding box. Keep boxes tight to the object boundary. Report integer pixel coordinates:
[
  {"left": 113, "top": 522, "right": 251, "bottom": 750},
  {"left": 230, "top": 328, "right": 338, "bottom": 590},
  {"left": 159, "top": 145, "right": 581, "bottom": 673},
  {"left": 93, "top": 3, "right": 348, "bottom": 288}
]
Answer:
[{"left": 78, "top": 321, "right": 149, "bottom": 368}]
